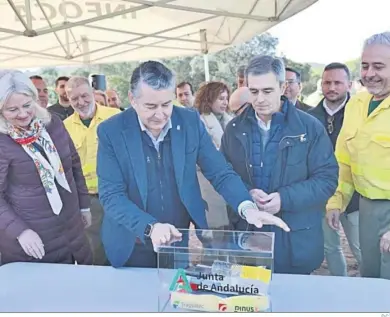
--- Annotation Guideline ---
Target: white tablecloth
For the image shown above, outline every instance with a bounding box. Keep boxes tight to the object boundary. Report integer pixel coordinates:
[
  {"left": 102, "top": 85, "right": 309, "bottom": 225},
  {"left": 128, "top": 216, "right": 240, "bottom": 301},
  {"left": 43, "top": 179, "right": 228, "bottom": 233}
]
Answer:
[{"left": 0, "top": 262, "right": 388, "bottom": 312}]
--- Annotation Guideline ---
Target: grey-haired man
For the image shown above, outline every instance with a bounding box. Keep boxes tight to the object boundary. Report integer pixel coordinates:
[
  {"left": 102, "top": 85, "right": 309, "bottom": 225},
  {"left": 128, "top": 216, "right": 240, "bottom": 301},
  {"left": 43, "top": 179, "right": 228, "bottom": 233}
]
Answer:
[{"left": 327, "top": 32, "right": 390, "bottom": 279}]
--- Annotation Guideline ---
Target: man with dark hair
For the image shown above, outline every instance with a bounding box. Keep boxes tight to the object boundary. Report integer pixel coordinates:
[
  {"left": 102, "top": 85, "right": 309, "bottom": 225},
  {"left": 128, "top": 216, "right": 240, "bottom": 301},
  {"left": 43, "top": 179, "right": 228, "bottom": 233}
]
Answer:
[
  {"left": 284, "top": 67, "right": 311, "bottom": 112},
  {"left": 49, "top": 76, "right": 74, "bottom": 120},
  {"left": 96, "top": 60, "right": 290, "bottom": 268},
  {"left": 176, "top": 81, "right": 194, "bottom": 108},
  {"left": 236, "top": 65, "right": 246, "bottom": 88},
  {"left": 309, "top": 62, "right": 361, "bottom": 276},
  {"left": 221, "top": 55, "right": 338, "bottom": 275},
  {"left": 30, "top": 75, "right": 49, "bottom": 108}
]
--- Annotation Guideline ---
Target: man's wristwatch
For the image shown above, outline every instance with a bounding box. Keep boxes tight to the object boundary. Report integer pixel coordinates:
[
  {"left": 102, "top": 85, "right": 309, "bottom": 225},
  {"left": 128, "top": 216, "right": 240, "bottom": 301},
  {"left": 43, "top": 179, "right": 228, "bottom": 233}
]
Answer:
[
  {"left": 238, "top": 201, "right": 258, "bottom": 220},
  {"left": 144, "top": 222, "right": 156, "bottom": 237}
]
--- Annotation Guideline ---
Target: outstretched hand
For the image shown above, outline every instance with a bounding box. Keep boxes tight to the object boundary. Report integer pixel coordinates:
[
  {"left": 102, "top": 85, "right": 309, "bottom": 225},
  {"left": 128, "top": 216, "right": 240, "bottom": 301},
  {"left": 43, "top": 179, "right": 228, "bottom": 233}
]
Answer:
[{"left": 244, "top": 208, "right": 290, "bottom": 232}]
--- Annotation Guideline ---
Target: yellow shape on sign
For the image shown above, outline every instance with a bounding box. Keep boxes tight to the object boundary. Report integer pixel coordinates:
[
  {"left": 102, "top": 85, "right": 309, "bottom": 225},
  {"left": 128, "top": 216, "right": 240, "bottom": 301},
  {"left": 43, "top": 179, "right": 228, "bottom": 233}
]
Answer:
[{"left": 240, "top": 266, "right": 272, "bottom": 284}]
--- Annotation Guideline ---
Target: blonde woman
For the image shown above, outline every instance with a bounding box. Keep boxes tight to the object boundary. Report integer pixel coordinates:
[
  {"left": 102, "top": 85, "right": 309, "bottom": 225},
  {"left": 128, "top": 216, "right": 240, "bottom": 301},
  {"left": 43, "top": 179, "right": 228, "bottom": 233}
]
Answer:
[{"left": 0, "top": 70, "right": 92, "bottom": 265}]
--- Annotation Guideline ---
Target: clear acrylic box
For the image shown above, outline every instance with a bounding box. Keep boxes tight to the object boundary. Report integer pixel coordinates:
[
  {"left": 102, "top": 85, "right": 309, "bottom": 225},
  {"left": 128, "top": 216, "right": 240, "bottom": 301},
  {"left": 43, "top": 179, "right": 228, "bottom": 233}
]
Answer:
[{"left": 157, "top": 228, "right": 274, "bottom": 313}]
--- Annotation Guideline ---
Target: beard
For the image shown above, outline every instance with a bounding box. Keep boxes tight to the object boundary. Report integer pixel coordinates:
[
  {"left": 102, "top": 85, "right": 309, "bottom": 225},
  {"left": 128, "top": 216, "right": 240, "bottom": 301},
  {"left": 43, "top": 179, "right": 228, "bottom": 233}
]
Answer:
[
  {"left": 325, "top": 92, "right": 347, "bottom": 104},
  {"left": 76, "top": 101, "right": 95, "bottom": 119}
]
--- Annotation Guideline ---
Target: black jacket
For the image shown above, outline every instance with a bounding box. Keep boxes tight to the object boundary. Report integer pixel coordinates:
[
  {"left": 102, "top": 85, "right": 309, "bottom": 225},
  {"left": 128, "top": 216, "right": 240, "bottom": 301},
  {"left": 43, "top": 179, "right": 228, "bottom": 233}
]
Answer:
[
  {"left": 308, "top": 95, "right": 360, "bottom": 214},
  {"left": 48, "top": 103, "right": 74, "bottom": 121},
  {"left": 296, "top": 100, "right": 312, "bottom": 112}
]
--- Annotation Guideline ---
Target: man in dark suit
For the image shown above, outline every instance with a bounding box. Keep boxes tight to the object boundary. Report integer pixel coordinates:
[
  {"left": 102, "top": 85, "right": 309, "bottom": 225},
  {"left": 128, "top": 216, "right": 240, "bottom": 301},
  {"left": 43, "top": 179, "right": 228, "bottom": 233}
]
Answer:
[
  {"left": 96, "top": 61, "right": 289, "bottom": 268},
  {"left": 284, "top": 67, "right": 312, "bottom": 112}
]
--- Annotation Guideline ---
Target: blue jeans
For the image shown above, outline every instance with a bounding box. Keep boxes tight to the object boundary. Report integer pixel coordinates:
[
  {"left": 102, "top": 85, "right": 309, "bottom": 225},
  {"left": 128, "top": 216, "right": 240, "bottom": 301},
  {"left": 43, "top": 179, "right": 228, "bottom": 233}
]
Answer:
[{"left": 323, "top": 210, "right": 362, "bottom": 276}]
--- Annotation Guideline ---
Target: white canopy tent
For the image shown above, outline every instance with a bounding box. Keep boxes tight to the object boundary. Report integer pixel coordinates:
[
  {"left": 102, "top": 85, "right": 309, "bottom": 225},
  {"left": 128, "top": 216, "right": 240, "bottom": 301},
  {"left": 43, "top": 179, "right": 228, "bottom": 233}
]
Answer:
[{"left": 0, "top": 0, "right": 317, "bottom": 72}]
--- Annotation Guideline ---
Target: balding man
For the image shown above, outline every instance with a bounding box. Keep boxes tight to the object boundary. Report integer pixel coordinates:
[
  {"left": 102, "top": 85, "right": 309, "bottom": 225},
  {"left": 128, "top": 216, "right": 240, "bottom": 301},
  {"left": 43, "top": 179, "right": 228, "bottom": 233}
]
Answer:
[
  {"left": 229, "top": 86, "right": 250, "bottom": 116},
  {"left": 106, "top": 89, "right": 125, "bottom": 111},
  {"left": 30, "top": 75, "right": 49, "bottom": 108}
]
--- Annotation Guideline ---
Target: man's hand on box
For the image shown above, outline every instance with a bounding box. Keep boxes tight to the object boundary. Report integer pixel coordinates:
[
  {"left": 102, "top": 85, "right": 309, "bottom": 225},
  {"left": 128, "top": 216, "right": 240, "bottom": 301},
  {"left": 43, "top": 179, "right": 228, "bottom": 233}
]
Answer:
[
  {"left": 243, "top": 208, "right": 290, "bottom": 232},
  {"left": 150, "top": 223, "right": 183, "bottom": 252}
]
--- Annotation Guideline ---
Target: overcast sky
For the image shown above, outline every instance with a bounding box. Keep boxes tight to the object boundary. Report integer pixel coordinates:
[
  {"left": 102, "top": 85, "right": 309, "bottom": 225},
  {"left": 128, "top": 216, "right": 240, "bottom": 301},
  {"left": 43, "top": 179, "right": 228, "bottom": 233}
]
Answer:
[{"left": 269, "top": 0, "right": 390, "bottom": 64}]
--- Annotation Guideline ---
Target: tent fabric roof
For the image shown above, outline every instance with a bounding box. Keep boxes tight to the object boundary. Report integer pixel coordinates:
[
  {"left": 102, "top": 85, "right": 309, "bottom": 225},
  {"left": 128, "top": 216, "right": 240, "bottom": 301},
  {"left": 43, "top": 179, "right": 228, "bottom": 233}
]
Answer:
[{"left": 0, "top": 0, "right": 317, "bottom": 69}]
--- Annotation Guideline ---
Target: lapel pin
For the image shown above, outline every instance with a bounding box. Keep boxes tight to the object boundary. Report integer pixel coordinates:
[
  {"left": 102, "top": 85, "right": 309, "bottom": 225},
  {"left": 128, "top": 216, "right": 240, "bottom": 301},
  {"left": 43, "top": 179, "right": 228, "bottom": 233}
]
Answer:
[{"left": 177, "top": 125, "right": 181, "bottom": 130}]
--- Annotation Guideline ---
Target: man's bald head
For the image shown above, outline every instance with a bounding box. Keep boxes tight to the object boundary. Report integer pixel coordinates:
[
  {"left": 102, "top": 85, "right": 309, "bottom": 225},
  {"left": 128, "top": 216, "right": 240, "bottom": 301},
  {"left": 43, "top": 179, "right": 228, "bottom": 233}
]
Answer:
[
  {"left": 106, "top": 89, "right": 121, "bottom": 108},
  {"left": 229, "top": 86, "right": 251, "bottom": 115}
]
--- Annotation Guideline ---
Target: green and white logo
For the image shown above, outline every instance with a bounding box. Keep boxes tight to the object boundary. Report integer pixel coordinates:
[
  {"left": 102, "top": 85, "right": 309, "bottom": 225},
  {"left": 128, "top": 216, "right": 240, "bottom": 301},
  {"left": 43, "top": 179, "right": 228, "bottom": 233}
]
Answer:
[{"left": 169, "top": 269, "right": 192, "bottom": 293}]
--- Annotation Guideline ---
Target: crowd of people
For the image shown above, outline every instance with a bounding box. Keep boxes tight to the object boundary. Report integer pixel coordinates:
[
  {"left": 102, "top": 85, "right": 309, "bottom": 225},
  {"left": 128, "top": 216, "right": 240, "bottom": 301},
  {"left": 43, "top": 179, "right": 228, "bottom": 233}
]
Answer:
[{"left": 0, "top": 30, "right": 389, "bottom": 280}]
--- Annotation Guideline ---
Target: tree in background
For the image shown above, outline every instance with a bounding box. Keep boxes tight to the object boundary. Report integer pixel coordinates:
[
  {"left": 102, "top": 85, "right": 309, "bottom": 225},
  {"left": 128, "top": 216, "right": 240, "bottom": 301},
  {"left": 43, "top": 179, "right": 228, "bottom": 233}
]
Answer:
[
  {"left": 282, "top": 57, "right": 319, "bottom": 98},
  {"left": 345, "top": 58, "right": 360, "bottom": 80},
  {"left": 211, "top": 33, "right": 279, "bottom": 90},
  {"left": 37, "top": 32, "right": 319, "bottom": 106}
]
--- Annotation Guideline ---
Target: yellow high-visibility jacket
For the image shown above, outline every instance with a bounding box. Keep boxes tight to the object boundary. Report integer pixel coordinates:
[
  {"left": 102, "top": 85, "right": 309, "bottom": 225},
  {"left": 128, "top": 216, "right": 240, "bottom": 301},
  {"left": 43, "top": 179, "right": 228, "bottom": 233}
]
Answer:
[
  {"left": 327, "top": 92, "right": 390, "bottom": 212},
  {"left": 64, "top": 105, "right": 121, "bottom": 194}
]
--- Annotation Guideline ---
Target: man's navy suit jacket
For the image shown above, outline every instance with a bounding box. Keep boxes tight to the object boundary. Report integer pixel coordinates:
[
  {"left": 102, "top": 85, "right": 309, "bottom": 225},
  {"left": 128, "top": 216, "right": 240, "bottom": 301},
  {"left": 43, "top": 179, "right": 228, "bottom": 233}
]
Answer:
[{"left": 96, "top": 107, "right": 252, "bottom": 267}]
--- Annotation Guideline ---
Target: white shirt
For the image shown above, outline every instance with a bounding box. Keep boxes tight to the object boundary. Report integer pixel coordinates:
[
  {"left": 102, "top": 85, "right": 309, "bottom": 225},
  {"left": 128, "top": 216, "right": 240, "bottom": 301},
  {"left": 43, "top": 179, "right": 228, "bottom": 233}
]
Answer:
[
  {"left": 137, "top": 115, "right": 254, "bottom": 221},
  {"left": 255, "top": 111, "right": 271, "bottom": 131},
  {"left": 137, "top": 116, "right": 172, "bottom": 152},
  {"left": 323, "top": 95, "right": 348, "bottom": 116}
]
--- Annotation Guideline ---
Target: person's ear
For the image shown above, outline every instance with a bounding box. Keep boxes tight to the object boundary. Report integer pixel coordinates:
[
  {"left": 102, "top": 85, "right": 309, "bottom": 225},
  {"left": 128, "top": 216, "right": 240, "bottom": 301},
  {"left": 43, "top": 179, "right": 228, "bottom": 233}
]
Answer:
[
  {"left": 128, "top": 91, "right": 135, "bottom": 107},
  {"left": 280, "top": 82, "right": 287, "bottom": 95}
]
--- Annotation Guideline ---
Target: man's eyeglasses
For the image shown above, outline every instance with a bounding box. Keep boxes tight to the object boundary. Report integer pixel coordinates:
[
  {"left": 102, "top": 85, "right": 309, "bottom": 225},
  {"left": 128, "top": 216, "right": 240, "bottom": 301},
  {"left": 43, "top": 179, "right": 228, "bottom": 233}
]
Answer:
[
  {"left": 286, "top": 79, "right": 299, "bottom": 85},
  {"left": 327, "top": 116, "right": 335, "bottom": 134}
]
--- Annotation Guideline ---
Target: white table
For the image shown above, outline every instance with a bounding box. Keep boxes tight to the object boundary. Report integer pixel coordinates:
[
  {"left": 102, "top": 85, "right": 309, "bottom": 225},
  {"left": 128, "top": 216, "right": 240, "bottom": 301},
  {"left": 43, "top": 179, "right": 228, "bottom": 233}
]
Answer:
[{"left": 0, "top": 262, "right": 388, "bottom": 312}]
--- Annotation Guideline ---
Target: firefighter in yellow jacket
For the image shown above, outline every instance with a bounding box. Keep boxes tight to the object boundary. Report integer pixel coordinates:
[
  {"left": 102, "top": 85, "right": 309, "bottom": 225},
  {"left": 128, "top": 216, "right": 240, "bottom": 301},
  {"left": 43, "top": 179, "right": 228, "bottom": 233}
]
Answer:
[
  {"left": 64, "top": 76, "right": 120, "bottom": 265},
  {"left": 327, "top": 31, "right": 390, "bottom": 279}
]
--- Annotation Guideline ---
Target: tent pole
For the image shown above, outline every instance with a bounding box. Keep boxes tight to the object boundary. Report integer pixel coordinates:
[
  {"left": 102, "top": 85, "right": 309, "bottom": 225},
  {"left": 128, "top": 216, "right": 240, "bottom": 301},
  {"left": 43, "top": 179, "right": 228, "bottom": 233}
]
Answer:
[
  {"left": 203, "top": 54, "right": 210, "bottom": 82},
  {"left": 81, "top": 36, "right": 91, "bottom": 66},
  {"left": 200, "top": 29, "right": 210, "bottom": 82},
  {"left": 24, "top": 0, "right": 33, "bottom": 31}
]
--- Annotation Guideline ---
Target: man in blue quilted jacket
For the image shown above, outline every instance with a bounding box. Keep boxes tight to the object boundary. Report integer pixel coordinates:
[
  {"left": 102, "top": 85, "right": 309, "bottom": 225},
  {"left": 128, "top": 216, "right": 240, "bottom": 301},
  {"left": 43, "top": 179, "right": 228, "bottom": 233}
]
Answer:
[{"left": 220, "top": 55, "right": 339, "bottom": 274}]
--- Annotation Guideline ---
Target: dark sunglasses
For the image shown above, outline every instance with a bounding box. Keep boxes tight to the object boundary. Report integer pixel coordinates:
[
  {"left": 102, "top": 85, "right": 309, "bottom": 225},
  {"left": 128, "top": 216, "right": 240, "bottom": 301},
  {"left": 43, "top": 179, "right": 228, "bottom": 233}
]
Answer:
[{"left": 233, "top": 103, "right": 248, "bottom": 115}]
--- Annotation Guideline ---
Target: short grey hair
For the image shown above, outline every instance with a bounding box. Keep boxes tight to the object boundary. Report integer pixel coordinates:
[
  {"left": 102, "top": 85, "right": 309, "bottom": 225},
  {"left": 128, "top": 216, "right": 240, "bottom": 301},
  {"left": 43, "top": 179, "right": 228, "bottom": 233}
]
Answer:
[
  {"left": 245, "top": 55, "right": 286, "bottom": 84},
  {"left": 363, "top": 31, "right": 390, "bottom": 50},
  {"left": 130, "top": 60, "right": 176, "bottom": 98},
  {"left": 0, "top": 70, "right": 51, "bottom": 134},
  {"left": 66, "top": 76, "right": 92, "bottom": 93}
]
